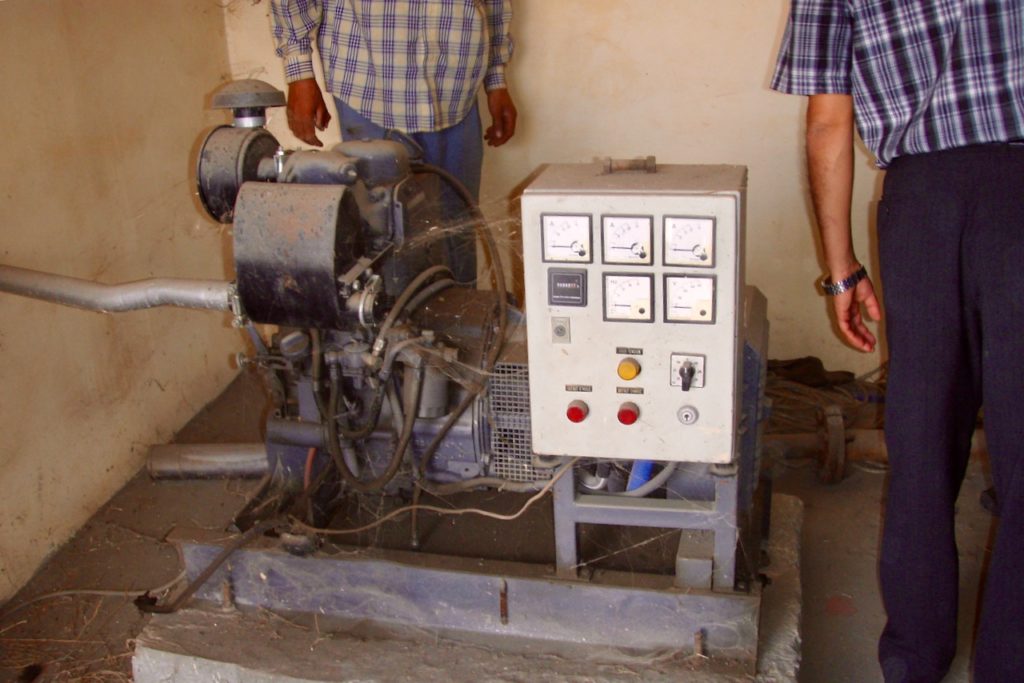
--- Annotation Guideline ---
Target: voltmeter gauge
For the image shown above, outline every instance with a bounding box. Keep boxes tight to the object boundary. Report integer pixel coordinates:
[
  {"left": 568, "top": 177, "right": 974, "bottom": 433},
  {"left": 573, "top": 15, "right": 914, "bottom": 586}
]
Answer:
[
  {"left": 665, "top": 275, "right": 715, "bottom": 323},
  {"left": 664, "top": 216, "right": 715, "bottom": 267},
  {"left": 603, "top": 274, "right": 654, "bottom": 322},
  {"left": 602, "top": 215, "right": 653, "bottom": 265},
  {"left": 542, "top": 214, "right": 592, "bottom": 263}
]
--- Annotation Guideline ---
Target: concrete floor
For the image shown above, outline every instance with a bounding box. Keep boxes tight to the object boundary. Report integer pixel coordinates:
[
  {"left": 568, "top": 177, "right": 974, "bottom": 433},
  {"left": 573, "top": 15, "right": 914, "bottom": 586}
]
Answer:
[
  {"left": 770, "top": 444, "right": 992, "bottom": 683},
  {"left": 0, "top": 370, "right": 995, "bottom": 682}
]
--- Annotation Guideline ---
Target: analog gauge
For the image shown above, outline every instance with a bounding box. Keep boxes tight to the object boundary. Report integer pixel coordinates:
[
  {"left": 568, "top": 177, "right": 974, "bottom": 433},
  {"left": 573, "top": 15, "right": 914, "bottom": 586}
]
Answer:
[
  {"left": 603, "top": 274, "right": 654, "bottom": 322},
  {"left": 602, "top": 215, "right": 653, "bottom": 265},
  {"left": 542, "top": 214, "right": 592, "bottom": 263},
  {"left": 664, "top": 216, "right": 715, "bottom": 267},
  {"left": 665, "top": 275, "right": 715, "bottom": 323}
]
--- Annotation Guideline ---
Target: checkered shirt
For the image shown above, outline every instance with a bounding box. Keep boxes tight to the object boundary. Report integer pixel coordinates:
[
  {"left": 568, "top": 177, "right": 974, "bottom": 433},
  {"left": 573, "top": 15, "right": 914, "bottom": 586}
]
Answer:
[
  {"left": 771, "top": 0, "right": 1024, "bottom": 167},
  {"left": 271, "top": 0, "right": 512, "bottom": 133}
]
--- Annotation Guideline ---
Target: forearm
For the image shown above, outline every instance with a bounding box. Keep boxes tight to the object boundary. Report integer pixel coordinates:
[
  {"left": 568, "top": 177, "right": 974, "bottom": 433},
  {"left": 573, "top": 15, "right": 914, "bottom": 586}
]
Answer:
[
  {"left": 806, "top": 94, "right": 859, "bottom": 280},
  {"left": 270, "top": 0, "right": 322, "bottom": 83},
  {"left": 805, "top": 93, "right": 881, "bottom": 351}
]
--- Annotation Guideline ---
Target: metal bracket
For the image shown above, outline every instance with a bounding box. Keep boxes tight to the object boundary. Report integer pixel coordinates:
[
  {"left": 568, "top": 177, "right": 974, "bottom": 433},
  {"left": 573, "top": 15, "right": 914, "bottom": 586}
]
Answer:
[
  {"left": 228, "top": 283, "right": 248, "bottom": 328},
  {"left": 338, "top": 246, "right": 394, "bottom": 296},
  {"left": 600, "top": 156, "right": 657, "bottom": 174}
]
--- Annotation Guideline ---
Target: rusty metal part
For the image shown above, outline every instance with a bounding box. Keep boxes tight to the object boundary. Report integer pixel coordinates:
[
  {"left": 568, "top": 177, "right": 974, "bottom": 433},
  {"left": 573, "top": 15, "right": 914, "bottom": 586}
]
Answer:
[
  {"left": 233, "top": 182, "right": 364, "bottom": 329},
  {"left": 819, "top": 405, "right": 847, "bottom": 484}
]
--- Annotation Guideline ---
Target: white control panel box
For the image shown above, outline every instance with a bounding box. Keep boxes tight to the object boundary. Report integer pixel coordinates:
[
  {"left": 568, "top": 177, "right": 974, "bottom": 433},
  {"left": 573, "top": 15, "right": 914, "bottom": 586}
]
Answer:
[{"left": 521, "top": 163, "right": 747, "bottom": 463}]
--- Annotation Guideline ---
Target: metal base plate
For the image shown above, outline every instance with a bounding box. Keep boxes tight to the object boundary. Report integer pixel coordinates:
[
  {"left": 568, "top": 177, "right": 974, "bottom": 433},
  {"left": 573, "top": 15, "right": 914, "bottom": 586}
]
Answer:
[
  {"left": 134, "top": 495, "right": 803, "bottom": 681},
  {"left": 174, "top": 537, "right": 758, "bottom": 660}
]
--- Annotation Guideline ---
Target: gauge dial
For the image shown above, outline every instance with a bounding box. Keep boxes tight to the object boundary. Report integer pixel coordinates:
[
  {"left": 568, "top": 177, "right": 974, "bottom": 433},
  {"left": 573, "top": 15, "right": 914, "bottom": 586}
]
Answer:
[
  {"left": 603, "top": 274, "right": 654, "bottom": 322},
  {"left": 665, "top": 275, "right": 715, "bottom": 323},
  {"left": 602, "top": 216, "right": 653, "bottom": 265},
  {"left": 542, "top": 214, "right": 592, "bottom": 263},
  {"left": 664, "top": 216, "right": 714, "bottom": 267}
]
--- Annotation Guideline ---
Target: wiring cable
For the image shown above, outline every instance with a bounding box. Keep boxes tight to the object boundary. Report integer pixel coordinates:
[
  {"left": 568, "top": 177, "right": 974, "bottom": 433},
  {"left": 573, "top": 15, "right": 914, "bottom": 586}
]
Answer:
[
  {"left": 324, "top": 368, "right": 424, "bottom": 493},
  {"left": 424, "top": 476, "right": 549, "bottom": 495},
  {"left": 403, "top": 277, "right": 458, "bottom": 314},
  {"left": 1, "top": 570, "right": 188, "bottom": 621},
  {"left": 321, "top": 265, "right": 450, "bottom": 444},
  {"left": 372, "top": 264, "right": 454, "bottom": 357},
  {"left": 324, "top": 335, "right": 429, "bottom": 490},
  {"left": 405, "top": 161, "right": 511, "bottom": 544},
  {"left": 290, "top": 458, "right": 577, "bottom": 538}
]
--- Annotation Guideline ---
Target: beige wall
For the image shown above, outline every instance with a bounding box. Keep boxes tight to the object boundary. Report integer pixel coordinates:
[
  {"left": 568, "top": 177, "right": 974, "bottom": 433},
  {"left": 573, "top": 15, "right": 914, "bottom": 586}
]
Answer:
[
  {"left": 0, "top": 1, "right": 243, "bottom": 600},
  {"left": 226, "top": 0, "right": 886, "bottom": 375}
]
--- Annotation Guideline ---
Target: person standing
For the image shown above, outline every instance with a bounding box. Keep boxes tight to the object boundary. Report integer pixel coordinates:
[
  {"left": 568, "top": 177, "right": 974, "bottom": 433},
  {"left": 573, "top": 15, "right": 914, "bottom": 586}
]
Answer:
[
  {"left": 771, "top": 1, "right": 1024, "bottom": 681},
  {"left": 270, "top": 0, "right": 518, "bottom": 282}
]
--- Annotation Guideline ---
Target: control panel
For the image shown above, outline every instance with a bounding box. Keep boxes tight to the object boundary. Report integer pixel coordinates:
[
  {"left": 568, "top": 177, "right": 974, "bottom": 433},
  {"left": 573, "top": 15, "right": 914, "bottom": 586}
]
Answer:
[{"left": 521, "top": 163, "right": 747, "bottom": 463}]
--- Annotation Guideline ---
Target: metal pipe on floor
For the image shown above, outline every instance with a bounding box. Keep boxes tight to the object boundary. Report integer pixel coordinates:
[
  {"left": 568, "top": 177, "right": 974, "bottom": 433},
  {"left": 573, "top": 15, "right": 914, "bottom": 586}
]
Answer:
[
  {"left": 0, "top": 265, "right": 233, "bottom": 313},
  {"left": 265, "top": 417, "right": 325, "bottom": 448},
  {"left": 148, "top": 443, "right": 267, "bottom": 479}
]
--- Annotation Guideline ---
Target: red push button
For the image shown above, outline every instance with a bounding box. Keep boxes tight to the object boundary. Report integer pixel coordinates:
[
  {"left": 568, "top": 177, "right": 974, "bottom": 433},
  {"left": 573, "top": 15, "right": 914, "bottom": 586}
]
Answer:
[
  {"left": 566, "top": 400, "right": 589, "bottom": 423},
  {"left": 617, "top": 402, "right": 640, "bottom": 425}
]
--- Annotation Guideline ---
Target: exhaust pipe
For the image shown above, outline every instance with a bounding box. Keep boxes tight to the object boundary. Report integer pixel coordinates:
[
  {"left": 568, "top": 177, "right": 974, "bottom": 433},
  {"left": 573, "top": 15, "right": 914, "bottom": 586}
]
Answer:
[{"left": 0, "top": 265, "right": 232, "bottom": 313}]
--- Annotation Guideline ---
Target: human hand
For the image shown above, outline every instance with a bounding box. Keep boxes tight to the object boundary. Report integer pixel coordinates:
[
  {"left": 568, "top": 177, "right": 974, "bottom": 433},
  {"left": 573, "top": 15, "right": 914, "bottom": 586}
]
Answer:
[
  {"left": 832, "top": 275, "right": 882, "bottom": 352},
  {"left": 484, "top": 88, "right": 517, "bottom": 147},
  {"left": 286, "top": 78, "right": 331, "bottom": 147}
]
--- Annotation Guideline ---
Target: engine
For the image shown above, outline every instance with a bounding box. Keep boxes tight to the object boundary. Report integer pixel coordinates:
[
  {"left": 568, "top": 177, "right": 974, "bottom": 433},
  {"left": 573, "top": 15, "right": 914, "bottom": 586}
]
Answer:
[{"left": 190, "top": 83, "right": 546, "bottom": 525}]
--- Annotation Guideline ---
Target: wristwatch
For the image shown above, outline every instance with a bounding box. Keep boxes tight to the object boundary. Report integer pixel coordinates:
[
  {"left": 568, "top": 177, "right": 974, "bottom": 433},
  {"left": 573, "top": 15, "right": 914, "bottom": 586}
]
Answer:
[{"left": 820, "top": 265, "right": 867, "bottom": 296}]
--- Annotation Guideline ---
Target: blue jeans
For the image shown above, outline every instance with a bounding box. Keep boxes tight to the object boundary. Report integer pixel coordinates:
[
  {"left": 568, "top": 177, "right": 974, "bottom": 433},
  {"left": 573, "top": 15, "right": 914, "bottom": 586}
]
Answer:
[
  {"left": 334, "top": 98, "right": 482, "bottom": 283},
  {"left": 877, "top": 143, "right": 1024, "bottom": 683}
]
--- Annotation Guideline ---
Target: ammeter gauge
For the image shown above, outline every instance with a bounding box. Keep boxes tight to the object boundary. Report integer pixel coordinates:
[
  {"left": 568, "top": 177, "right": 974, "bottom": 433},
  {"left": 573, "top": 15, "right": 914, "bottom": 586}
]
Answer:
[
  {"left": 664, "top": 216, "right": 714, "bottom": 267},
  {"left": 603, "top": 274, "right": 654, "bottom": 322},
  {"left": 665, "top": 275, "right": 715, "bottom": 323},
  {"left": 542, "top": 214, "right": 592, "bottom": 263},
  {"left": 602, "top": 215, "right": 653, "bottom": 265}
]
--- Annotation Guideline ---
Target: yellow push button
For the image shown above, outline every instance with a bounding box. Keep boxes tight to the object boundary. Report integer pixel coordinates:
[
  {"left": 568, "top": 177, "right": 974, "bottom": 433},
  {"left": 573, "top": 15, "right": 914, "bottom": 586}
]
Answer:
[{"left": 617, "top": 357, "right": 641, "bottom": 381}]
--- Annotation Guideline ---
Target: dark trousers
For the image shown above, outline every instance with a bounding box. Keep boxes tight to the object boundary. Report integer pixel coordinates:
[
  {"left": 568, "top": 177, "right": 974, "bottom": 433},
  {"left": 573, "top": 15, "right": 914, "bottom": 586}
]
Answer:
[{"left": 877, "top": 144, "right": 1024, "bottom": 682}]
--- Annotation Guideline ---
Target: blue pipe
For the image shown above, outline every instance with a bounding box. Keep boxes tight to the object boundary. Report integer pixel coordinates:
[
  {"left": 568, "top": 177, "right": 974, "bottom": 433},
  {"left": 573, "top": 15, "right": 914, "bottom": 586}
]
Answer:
[{"left": 626, "top": 460, "right": 655, "bottom": 491}]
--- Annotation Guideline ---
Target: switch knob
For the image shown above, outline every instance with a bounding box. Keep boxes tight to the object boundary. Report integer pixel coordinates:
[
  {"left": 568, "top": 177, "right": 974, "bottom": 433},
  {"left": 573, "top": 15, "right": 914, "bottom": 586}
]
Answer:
[
  {"left": 617, "top": 402, "right": 640, "bottom": 425},
  {"left": 680, "top": 361, "right": 696, "bottom": 391},
  {"left": 617, "top": 357, "right": 642, "bottom": 381},
  {"left": 566, "top": 400, "right": 590, "bottom": 423}
]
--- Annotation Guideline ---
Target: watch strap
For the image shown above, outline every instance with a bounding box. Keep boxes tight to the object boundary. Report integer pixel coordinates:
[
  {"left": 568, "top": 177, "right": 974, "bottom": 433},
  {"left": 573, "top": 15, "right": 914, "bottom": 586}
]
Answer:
[{"left": 821, "top": 266, "right": 867, "bottom": 296}]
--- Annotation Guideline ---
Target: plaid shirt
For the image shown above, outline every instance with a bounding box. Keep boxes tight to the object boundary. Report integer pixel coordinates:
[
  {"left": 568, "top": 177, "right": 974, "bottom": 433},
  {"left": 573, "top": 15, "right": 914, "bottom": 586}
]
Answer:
[
  {"left": 771, "top": 0, "right": 1024, "bottom": 167},
  {"left": 271, "top": 0, "right": 513, "bottom": 133}
]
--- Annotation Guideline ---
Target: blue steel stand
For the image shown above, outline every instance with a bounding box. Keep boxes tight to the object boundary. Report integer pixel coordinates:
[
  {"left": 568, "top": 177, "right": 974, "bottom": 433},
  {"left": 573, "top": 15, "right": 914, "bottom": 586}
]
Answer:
[{"left": 553, "top": 464, "right": 743, "bottom": 591}]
